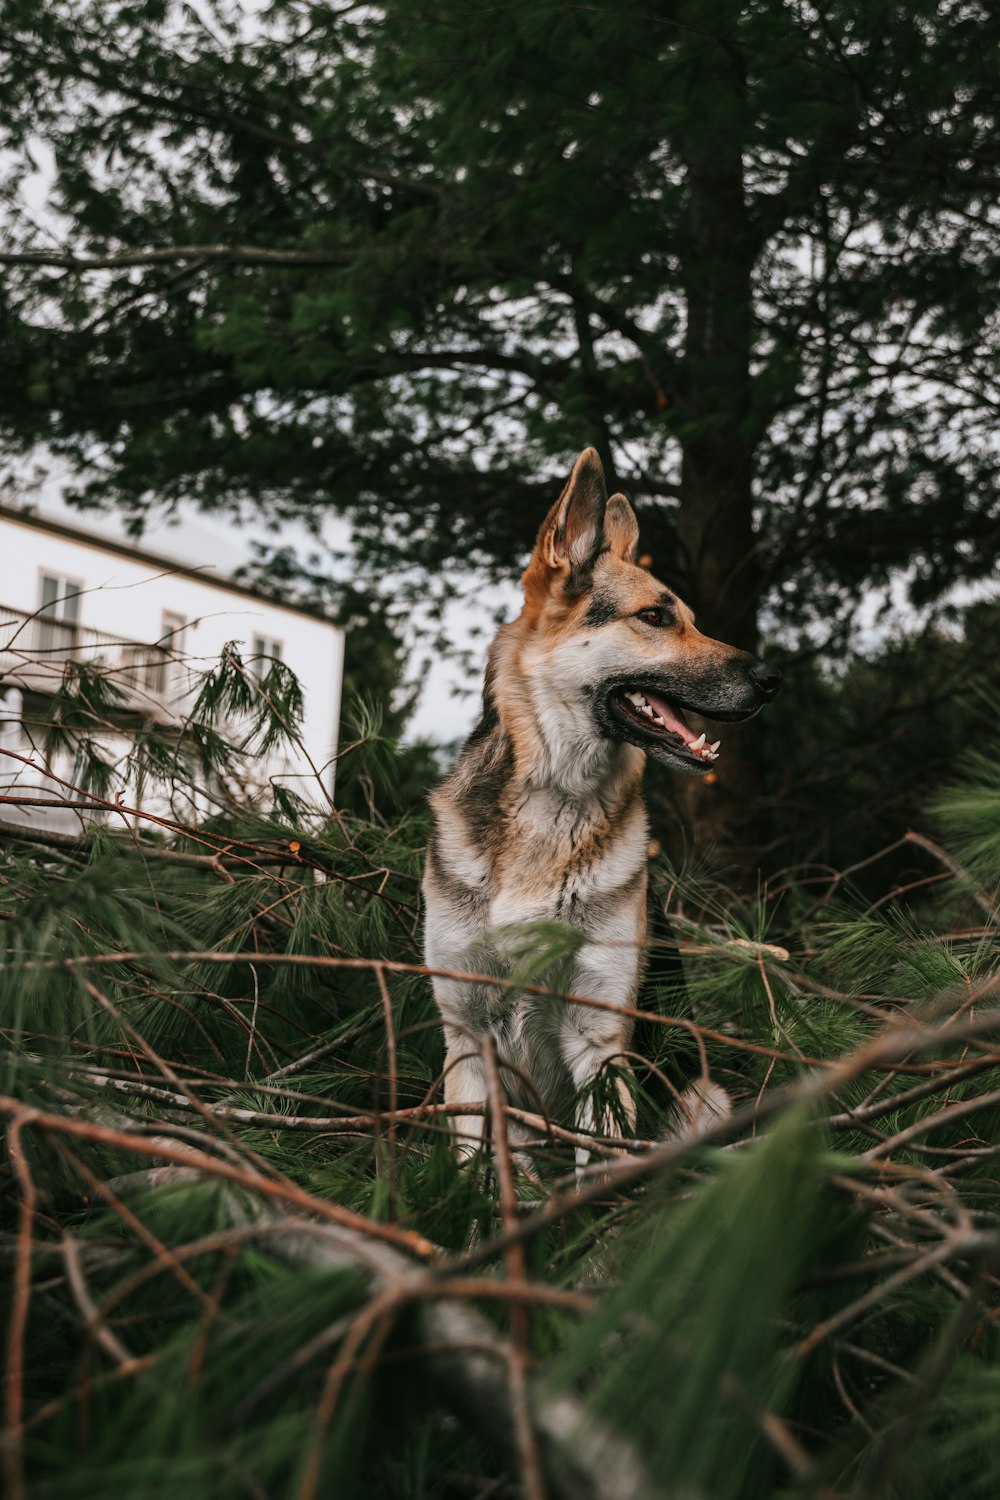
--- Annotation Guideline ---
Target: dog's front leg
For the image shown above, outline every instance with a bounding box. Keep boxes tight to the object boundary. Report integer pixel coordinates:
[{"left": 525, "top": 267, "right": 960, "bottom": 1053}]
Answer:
[
  {"left": 561, "top": 1013, "right": 636, "bottom": 1177},
  {"left": 425, "top": 895, "right": 499, "bottom": 1161},
  {"left": 441, "top": 1020, "right": 489, "bottom": 1161},
  {"left": 559, "top": 936, "right": 638, "bottom": 1175},
  {"left": 429, "top": 953, "right": 507, "bottom": 1162}
]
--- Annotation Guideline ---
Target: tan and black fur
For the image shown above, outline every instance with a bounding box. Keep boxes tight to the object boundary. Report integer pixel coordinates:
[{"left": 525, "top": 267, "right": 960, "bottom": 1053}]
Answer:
[{"left": 423, "top": 449, "right": 781, "bottom": 1167}]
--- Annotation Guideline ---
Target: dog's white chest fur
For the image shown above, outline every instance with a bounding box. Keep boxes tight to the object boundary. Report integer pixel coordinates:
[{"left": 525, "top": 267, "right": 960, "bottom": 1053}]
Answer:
[{"left": 488, "top": 787, "right": 648, "bottom": 929}]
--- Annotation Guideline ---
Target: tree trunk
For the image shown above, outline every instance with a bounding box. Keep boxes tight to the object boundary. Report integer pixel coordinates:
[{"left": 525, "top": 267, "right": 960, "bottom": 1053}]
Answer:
[{"left": 671, "top": 13, "right": 766, "bottom": 878}]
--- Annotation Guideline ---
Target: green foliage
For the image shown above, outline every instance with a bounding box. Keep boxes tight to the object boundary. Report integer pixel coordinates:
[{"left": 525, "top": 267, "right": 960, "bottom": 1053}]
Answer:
[
  {"left": 1, "top": 0, "right": 1000, "bottom": 648},
  {"left": 932, "top": 710, "right": 1000, "bottom": 884},
  {"left": 552, "top": 1106, "right": 835, "bottom": 1500},
  {"left": 193, "top": 641, "right": 304, "bottom": 758},
  {"left": 734, "top": 599, "right": 1000, "bottom": 889},
  {"left": 3, "top": 640, "right": 1000, "bottom": 1499}
]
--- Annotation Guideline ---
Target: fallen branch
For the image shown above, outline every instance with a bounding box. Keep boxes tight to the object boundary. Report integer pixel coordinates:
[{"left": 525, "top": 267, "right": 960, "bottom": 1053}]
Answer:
[
  {"left": 0, "top": 244, "right": 356, "bottom": 271},
  {"left": 269, "top": 1220, "right": 664, "bottom": 1500}
]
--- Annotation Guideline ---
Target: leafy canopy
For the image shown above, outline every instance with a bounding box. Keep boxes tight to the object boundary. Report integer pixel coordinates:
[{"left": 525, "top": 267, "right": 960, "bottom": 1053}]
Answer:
[{"left": 1, "top": 0, "right": 1000, "bottom": 643}]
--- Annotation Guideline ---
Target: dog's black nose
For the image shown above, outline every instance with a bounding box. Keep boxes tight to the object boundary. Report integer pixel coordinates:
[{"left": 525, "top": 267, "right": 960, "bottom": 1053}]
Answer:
[{"left": 749, "top": 659, "right": 782, "bottom": 701}]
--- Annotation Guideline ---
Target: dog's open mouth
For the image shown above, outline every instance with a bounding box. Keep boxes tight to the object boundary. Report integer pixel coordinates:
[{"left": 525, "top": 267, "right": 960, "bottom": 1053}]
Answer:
[{"left": 612, "top": 687, "right": 721, "bottom": 763}]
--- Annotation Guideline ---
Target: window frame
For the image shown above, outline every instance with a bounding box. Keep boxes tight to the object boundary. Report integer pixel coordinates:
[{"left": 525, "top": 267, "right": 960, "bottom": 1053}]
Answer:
[{"left": 36, "top": 570, "right": 85, "bottom": 654}]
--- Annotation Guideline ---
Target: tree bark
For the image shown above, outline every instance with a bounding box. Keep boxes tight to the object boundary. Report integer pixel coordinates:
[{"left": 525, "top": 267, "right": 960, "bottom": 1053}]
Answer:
[{"left": 671, "top": 12, "right": 766, "bottom": 877}]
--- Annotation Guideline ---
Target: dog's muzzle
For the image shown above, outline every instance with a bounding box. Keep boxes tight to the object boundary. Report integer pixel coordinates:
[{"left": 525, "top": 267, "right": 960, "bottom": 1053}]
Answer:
[{"left": 601, "top": 655, "right": 783, "bottom": 772}]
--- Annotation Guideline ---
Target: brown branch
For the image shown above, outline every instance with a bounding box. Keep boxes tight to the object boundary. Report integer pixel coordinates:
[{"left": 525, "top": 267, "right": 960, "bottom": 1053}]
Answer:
[
  {"left": 0, "top": 1099, "right": 436, "bottom": 1258},
  {"left": 902, "top": 830, "right": 998, "bottom": 924},
  {"left": 63, "top": 1071, "right": 657, "bottom": 1156},
  {"left": 828, "top": 1056, "right": 1000, "bottom": 1129},
  {"left": 375, "top": 965, "right": 399, "bottom": 1220},
  {"left": 296, "top": 1287, "right": 404, "bottom": 1500},
  {"left": 61, "top": 1236, "right": 136, "bottom": 1370},
  {"left": 72, "top": 968, "right": 260, "bottom": 1163},
  {"left": 259, "top": 1011, "right": 384, "bottom": 1085},
  {"left": 3, "top": 1119, "right": 36, "bottom": 1500},
  {"left": 797, "top": 1236, "right": 974, "bottom": 1357},
  {"left": 267, "top": 1222, "right": 661, "bottom": 1500},
  {"left": 446, "top": 997, "right": 1000, "bottom": 1279},
  {"left": 109, "top": 1206, "right": 636, "bottom": 1500},
  {"left": 482, "top": 1037, "right": 547, "bottom": 1500},
  {"left": 863, "top": 1253, "right": 1000, "bottom": 1495},
  {"left": 0, "top": 769, "right": 420, "bottom": 920},
  {"left": 863, "top": 1088, "right": 1000, "bottom": 1160},
  {"left": 0, "top": 244, "right": 355, "bottom": 271},
  {"left": 50, "top": 1136, "right": 211, "bottom": 1308},
  {"left": 23, "top": 947, "right": 840, "bottom": 1069}
]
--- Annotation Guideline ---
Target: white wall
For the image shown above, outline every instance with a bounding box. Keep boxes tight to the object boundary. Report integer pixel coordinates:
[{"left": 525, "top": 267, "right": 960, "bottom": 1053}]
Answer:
[{"left": 0, "top": 510, "right": 345, "bottom": 825}]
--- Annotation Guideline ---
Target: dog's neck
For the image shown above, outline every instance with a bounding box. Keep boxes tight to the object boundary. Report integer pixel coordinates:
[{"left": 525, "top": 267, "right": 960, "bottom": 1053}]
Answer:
[
  {"left": 489, "top": 623, "right": 644, "bottom": 814},
  {"left": 509, "top": 702, "right": 639, "bottom": 809}
]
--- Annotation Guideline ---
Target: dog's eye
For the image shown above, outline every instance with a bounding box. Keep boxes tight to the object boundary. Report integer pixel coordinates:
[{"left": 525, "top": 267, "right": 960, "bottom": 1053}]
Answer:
[{"left": 637, "top": 607, "right": 668, "bottom": 627}]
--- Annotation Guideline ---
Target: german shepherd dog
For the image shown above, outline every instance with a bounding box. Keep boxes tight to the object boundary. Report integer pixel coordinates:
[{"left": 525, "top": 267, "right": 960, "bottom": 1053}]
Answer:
[{"left": 423, "top": 449, "right": 781, "bottom": 1168}]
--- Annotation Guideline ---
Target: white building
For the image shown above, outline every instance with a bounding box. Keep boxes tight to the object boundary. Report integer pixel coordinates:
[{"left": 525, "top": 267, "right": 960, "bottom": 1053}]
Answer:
[{"left": 0, "top": 502, "right": 345, "bottom": 834}]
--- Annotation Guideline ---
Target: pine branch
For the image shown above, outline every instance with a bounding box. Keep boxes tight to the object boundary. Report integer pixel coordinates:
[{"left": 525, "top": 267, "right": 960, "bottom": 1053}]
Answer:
[
  {"left": 0, "top": 245, "right": 355, "bottom": 271},
  {"left": 268, "top": 1220, "right": 666, "bottom": 1500}
]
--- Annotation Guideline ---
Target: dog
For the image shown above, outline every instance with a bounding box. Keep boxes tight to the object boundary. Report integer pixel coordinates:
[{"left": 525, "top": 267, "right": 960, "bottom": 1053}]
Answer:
[{"left": 423, "top": 448, "right": 781, "bottom": 1169}]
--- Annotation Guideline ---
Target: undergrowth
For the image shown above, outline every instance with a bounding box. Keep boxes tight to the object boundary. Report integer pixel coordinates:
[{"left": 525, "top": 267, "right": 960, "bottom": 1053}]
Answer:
[{"left": 1, "top": 649, "right": 999, "bottom": 1500}]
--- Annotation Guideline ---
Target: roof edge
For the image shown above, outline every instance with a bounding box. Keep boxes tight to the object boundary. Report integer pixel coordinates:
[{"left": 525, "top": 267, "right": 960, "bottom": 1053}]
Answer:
[{"left": 0, "top": 503, "right": 343, "bottom": 630}]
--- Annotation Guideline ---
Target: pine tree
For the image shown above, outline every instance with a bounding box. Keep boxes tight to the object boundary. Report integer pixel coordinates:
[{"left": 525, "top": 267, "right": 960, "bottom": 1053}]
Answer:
[{"left": 2, "top": 0, "right": 1000, "bottom": 850}]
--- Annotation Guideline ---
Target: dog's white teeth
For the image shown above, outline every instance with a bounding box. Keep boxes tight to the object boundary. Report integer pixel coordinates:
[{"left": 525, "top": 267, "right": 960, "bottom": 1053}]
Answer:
[
  {"left": 641, "top": 705, "right": 654, "bottom": 718},
  {"left": 709, "top": 740, "right": 721, "bottom": 753},
  {"left": 627, "top": 692, "right": 646, "bottom": 707},
  {"left": 690, "top": 733, "right": 706, "bottom": 751}
]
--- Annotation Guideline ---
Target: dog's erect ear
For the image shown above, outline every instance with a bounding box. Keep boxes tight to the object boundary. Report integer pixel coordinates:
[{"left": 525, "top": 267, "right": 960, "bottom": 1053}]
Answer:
[
  {"left": 543, "top": 448, "right": 608, "bottom": 574},
  {"left": 604, "top": 492, "right": 639, "bottom": 564},
  {"left": 523, "top": 448, "right": 610, "bottom": 607}
]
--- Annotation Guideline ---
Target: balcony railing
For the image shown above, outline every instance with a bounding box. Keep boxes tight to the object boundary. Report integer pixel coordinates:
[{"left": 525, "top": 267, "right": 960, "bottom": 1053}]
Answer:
[{"left": 0, "top": 604, "right": 189, "bottom": 712}]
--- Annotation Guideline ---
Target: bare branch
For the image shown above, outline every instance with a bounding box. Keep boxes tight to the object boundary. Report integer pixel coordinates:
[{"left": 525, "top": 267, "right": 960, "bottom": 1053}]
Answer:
[{"left": 0, "top": 245, "right": 355, "bottom": 271}]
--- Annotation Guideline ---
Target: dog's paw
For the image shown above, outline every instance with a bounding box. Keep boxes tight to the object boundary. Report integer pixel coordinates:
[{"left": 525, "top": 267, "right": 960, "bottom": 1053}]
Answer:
[{"left": 664, "top": 1080, "right": 732, "bottom": 1143}]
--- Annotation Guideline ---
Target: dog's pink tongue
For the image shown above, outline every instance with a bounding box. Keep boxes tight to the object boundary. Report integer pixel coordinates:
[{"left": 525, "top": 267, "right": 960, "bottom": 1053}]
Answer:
[{"left": 642, "top": 690, "right": 693, "bottom": 742}]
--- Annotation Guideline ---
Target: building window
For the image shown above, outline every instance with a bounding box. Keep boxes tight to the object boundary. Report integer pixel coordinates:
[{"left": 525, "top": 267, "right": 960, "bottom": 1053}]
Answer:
[
  {"left": 251, "top": 635, "right": 283, "bottom": 674},
  {"left": 159, "top": 611, "right": 187, "bottom": 652},
  {"left": 124, "top": 609, "right": 187, "bottom": 696},
  {"left": 37, "top": 573, "right": 82, "bottom": 655},
  {"left": 148, "top": 611, "right": 187, "bottom": 694},
  {"left": 121, "top": 610, "right": 188, "bottom": 695}
]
